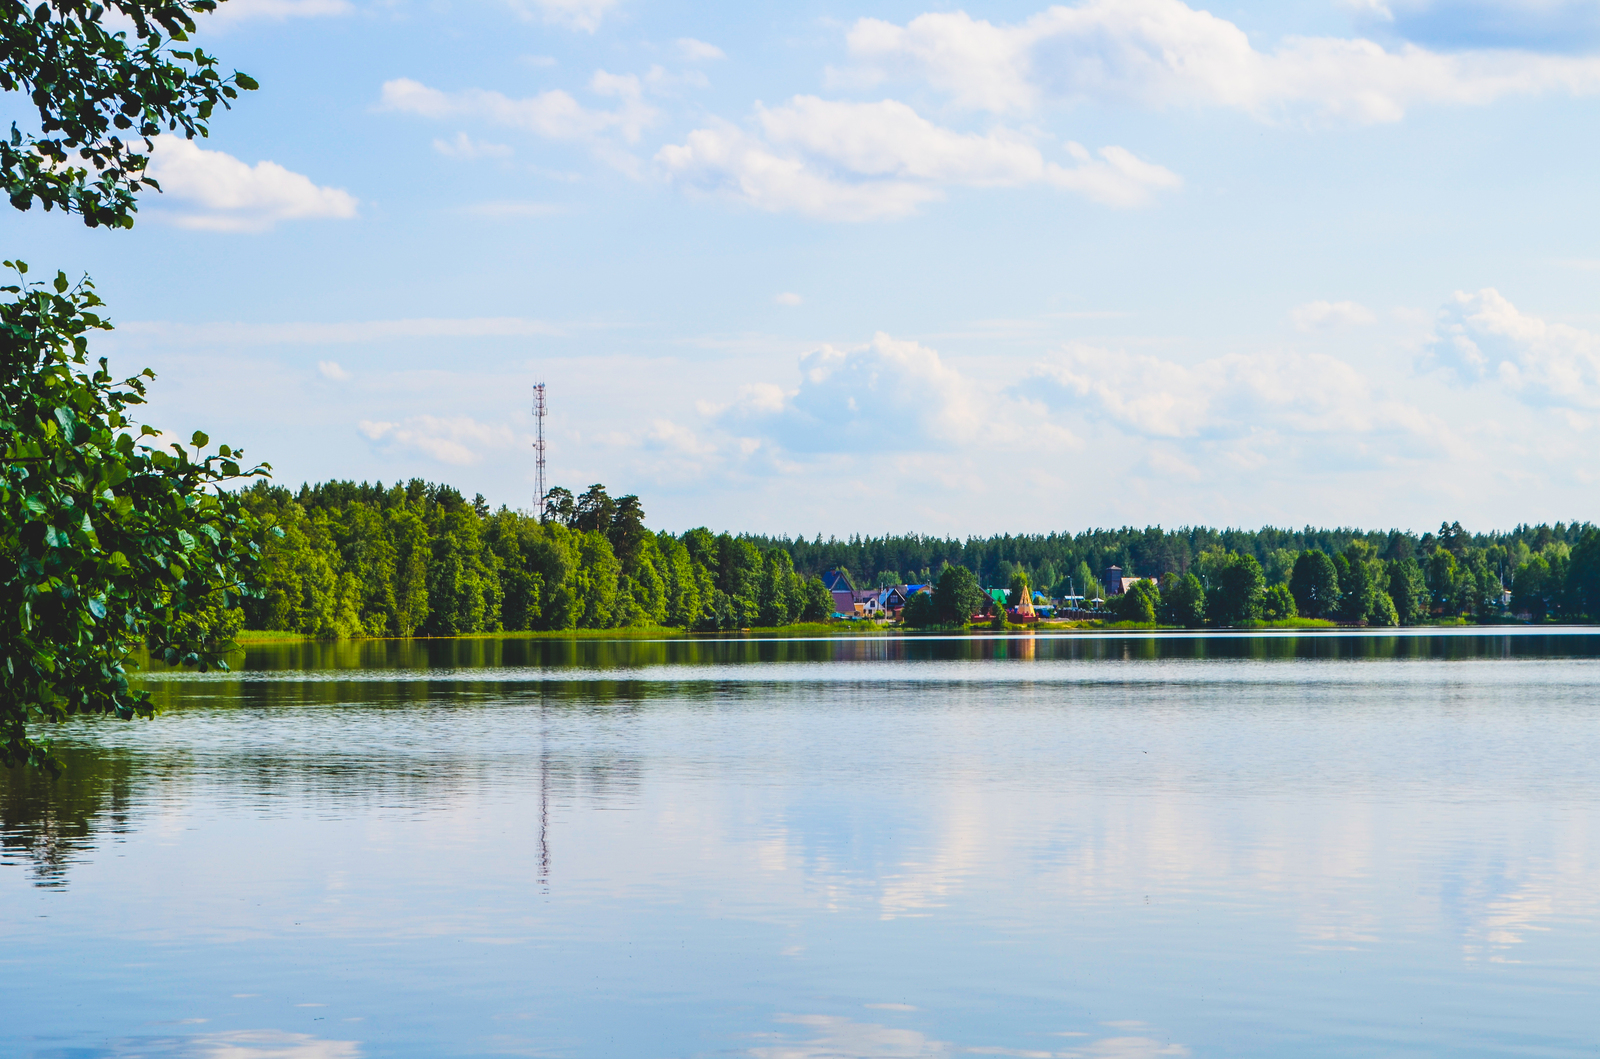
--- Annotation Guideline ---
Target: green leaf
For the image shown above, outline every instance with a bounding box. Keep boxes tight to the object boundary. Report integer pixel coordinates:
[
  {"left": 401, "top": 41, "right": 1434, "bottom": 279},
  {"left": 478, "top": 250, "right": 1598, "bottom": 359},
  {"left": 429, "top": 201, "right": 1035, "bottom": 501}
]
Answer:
[{"left": 190, "top": 429, "right": 209, "bottom": 448}]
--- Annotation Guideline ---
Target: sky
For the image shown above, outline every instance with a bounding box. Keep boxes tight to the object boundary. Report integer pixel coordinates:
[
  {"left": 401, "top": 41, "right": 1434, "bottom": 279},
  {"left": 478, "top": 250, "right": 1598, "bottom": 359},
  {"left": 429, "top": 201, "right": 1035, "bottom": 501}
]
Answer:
[{"left": 5, "top": 0, "right": 1600, "bottom": 536}]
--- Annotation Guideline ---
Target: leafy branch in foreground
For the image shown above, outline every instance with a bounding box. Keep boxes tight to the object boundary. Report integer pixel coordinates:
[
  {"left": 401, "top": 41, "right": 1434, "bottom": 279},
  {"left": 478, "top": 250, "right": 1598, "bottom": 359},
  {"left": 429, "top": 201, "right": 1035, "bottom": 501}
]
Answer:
[
  {"left": 1, "top": 263, "right": 270, "bottom": 769},
  {"left": 0, "top": 0, "right": 257, "bottom": 227}
]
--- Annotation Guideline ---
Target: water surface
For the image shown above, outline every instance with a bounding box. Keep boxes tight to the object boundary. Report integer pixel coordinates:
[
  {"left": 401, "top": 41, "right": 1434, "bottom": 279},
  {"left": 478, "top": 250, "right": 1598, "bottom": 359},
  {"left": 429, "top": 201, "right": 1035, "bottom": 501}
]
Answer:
[{"left": 5, "top": 630, "right": 1600, "bottom": 1058}]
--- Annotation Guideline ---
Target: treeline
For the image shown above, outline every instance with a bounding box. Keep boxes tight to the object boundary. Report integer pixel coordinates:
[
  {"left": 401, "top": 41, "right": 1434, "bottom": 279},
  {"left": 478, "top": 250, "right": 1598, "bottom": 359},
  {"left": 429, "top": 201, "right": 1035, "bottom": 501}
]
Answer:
[
  {"left": 238, "top": 481, "right": 832, "bottom": 637},
  {"left": 1092, "top": 537, "right": 1600, "bottom": 627},
  {"left": 236, "top": 479, "right": 1600, "bottom": 637},
  {"left": 759, "top": 520, "right": 1599, "bottom": 620}
]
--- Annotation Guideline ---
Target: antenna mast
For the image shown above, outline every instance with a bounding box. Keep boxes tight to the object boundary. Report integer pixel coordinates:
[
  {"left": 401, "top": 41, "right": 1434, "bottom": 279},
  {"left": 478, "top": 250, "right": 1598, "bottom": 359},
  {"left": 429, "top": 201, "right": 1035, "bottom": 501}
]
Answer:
[{"left": 532, "top": 382, "right": 548, "bottom": 518}]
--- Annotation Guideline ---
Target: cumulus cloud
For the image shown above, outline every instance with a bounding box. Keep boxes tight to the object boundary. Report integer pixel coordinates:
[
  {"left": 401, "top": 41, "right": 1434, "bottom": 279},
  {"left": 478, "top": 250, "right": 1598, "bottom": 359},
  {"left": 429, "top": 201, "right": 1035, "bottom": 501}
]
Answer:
[
  {"left": 842, "top": 0, "right": 1600, "bottom": 123},
  {"left": 774, "top": 292, "right": 804, "bottom": 306},
  {"left": 506, "top": 0, "right": 616, "bottom": 32},
  {"left": 656, "top": 121, "right": 943, "bottom": 221},
  {"left": 1430, "top": 288, "right": 1600, "bottom": 406},
  {"left": 677, "top": 37, "right": 726, "bottom": 61},
  {"left": 204, "top": 0, "right": 351, "bottom": 25},
  {"left": 1027, "top": 344, "right": 1438, "bottom": 440},
  {"left": 657, "top": 97, "right": 1179, "bottom": 220},
  {"left": 747, "top": 1014, "right": 1190, "bottom": 1059},
  {"left": 432, "top": 132, "right": 513, "bottom": 160},
  {"left": 145, "top": 139, "right": 358, "bottom": 232},
  {"left": 317, "top": 360, "right": 351, "bottom": 380},
  {"left": 1291, "top": 299, "right": 1378, "bottom": 330},
  {"left": 358, "top": 415, "right": 518, "bottom": 466},
  {"left": 716, "top": 333, "right": 1066, "bottom": 453},
  {"left": 381, "top": 72, "right": 654, "bottom": 144},
  {"left": 169, "top": 1030, "right": 361, "bottom": 1059}
]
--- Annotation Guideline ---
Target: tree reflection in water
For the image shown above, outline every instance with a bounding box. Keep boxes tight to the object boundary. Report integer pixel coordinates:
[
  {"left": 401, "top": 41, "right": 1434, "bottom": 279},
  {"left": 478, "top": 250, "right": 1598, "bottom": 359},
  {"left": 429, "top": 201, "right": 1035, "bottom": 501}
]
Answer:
[
  {"left": 5, "top": 630, "right": 1597, "bottom": 890},
  {"left": 1, "top": 742, "right": 139, "bottom": 887}
]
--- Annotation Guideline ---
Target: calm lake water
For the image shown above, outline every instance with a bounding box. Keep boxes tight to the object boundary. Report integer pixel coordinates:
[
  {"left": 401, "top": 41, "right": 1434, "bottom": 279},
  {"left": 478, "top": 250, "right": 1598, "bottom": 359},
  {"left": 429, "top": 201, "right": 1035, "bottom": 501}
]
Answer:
[{"left": 5, "top": 630, "right": 1600, "bottom": 1058}]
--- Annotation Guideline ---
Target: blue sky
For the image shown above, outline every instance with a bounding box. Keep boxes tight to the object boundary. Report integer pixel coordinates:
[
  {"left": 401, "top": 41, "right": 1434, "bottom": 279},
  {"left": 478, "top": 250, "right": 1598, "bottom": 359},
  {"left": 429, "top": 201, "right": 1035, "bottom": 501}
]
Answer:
[{"left": 7, "top": 0, "right": 1600, "bottom": 534}]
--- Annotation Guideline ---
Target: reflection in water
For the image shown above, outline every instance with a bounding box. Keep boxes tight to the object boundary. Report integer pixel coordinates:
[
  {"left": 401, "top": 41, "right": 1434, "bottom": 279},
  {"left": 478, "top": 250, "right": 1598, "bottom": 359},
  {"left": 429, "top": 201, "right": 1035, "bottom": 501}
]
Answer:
[
  {"left": 5, "top": 632, "right": 1600, "bottom": 1058},
  {"left": 88, "top": 1031, "right": 361, "bottom": 1058},
  {"left": 1, "top": 744, "right": 139, "bottom": 886},
  {"left": 132, "top": 628, "right": 1600, "bottom": 678},
  {"left": 749, "top": 1014, "right": 1188, "bottom": 1059}
]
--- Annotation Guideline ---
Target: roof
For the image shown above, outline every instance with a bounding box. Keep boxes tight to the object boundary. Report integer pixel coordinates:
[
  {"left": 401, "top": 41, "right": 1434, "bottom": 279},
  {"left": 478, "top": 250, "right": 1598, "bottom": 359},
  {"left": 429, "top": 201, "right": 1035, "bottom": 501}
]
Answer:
[
  {"left": 822, "top": 570, "right": 853, "bottom": 592},
  {"left": 988, "top": 588, "right": 1007, "bottom": 603}
]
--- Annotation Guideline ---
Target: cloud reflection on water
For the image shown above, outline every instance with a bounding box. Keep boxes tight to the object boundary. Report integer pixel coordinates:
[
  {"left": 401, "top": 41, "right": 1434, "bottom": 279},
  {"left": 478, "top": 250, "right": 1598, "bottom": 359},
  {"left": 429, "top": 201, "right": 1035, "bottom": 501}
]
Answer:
[
  {"left": 86, "top": 1030, "right": 362, "bottom": 1059},
  {"left": 747, "top": 1014, "right": 1187, "bottom": 1059}
]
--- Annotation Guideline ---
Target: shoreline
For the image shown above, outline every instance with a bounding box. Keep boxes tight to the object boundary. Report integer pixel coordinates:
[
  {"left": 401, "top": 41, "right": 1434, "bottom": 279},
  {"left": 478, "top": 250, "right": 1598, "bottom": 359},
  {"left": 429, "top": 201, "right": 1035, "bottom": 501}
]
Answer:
[{"left": 232, "top": 619, "right": 1588, "bottom": 646}]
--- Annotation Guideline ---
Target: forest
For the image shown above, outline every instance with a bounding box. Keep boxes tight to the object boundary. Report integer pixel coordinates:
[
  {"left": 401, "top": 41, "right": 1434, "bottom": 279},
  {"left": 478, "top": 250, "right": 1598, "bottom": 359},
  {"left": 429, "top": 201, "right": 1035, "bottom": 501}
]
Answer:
[{"left": 234, "top": 479, "right": 1600, "bottom": 637}]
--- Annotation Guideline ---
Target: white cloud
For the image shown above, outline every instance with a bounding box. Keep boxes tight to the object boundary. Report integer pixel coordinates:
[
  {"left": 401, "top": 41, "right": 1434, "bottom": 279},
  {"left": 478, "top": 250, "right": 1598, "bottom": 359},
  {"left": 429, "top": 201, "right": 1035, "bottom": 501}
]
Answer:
[
  {"left": 657, "top": 97, "right": 1179, "bottom": 220},
  {"left": 380, "top": 73, "right": 654, "bottom": 144},
  {"left": 1028, "top": 343, "right": 1438, "bottom": 440},
  {"left": 506, "top": 0, "right": 616, "bottom": 32},
  {"left": 656, "top": 121, "right": 943, "bottom": 221},
  {"left": 179, "top": 1029, "right": 361, "bottom": 1059},
  {"left": 432, "top": 132, "right": 513, "bottom": 160},
  {"left": 677, "top": 37, "right": 726, "bottom": 62},
  {"left": 718, "top": 332, "right": 1058, "bottom": 453},
  {"left": 749, "top": 1014, "right": 953, "bottom": 1059},
  {"left": 1430, "top": 288, "right": 1600, "bottom": 406},
  {"left": 358, "top": 415, "right": 518, "bottom": 466},
  {"left": 774, "top": 292, "right": 804, "bottom": 306},
  {"left": 145, "top": 139, "right": 358, "bottom": 233},
  {"left": 745, "top": 1014, "right": 1189, "bottom": 1059},
  {"left": 205, "top": 0, "right": 351, "bottom": 25},
  {"left": 119, "top": 317, "right": 560, "bottom": 345},
  {"left": 317, "top": 360, "right": 351, "bottom": 380},
  {"left": 843, "top": 0, "right": 1600, "bottom": 123},
  {"left": 1291, "top": 299, "right": 1378, "bottom": 330}
]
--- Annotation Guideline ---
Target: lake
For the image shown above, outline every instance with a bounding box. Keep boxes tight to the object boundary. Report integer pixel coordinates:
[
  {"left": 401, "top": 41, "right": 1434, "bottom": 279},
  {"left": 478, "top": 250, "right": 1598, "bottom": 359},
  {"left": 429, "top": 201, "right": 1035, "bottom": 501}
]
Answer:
[{"left": 4, "top": 630, "right": 1600, "bottom": 1058}]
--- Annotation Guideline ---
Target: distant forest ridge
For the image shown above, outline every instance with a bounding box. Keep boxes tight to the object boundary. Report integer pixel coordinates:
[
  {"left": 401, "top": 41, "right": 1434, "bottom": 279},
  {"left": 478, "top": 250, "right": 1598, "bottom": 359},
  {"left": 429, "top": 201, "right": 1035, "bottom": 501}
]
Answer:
[
  {"left": 230, "top": 479, "right": 1595, "bottom": 638},
  {"left": 751, "top": 521, "right": 1594, "bottom": 593}
]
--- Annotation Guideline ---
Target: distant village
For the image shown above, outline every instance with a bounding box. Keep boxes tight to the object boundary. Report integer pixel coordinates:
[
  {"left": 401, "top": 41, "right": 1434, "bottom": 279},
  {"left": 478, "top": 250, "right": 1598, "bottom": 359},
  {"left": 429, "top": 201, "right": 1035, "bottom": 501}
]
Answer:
[{"left": 822, "top": 566, "right": 1142, "bottom": 624}]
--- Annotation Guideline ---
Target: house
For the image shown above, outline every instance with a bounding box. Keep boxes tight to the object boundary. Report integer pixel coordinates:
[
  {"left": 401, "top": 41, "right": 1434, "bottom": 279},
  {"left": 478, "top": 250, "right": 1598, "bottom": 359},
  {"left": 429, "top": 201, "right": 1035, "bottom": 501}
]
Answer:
[
  {"left": 823, "top": 570, "right": 855, "bottom": 617},
  {"left": 1103, "top": 565, "right": 1152, "bottom": 595},
  {"left": 879, "top": 585, "right": 909, "bottom": 620}
]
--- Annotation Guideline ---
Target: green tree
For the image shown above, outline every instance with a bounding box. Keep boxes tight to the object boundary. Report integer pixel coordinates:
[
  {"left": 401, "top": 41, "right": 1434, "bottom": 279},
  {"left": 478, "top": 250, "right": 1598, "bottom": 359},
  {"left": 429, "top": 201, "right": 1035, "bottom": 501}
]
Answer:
[
  {"left": 4, "top": 0, "right": 268, "bottom": 768},
  {"left": 1289, "top": 550, "right": 1339, "bottom": 619},
  {"left": 1387, "top": 557, "right": 1429, "bottom": 626},
  {"left": 1158, "top": 571, "right": 1206, "bottom": 627},
  {"left": 2, "top": 269, "right": 268, "bottom": 767},
  {"left": 1262, "top": 583, "right": 1297, "bottom": 621},
  {"left": 1072, "top": 560, "right": 1103, "bottom": 605},
  {"left": 1512, "top": 555, "right": 1554, "bottom": 621},
  {"left": 1112, "top": 578, "right": 1159, "bottom": 623},
  {"left": 1209, "top": 553, "right": 1265, "bottom": 625},
  {"left": 757, "top": 548, "right": 802, "bottom": 627},
  {"left": 1, "top": 0, "right": 258, "bottom": 227},
  {"left": 901, "top": 589, "right": 933, "bottom": 627},
  {"left": 797, "top": 575, "right": 833, "bottom": 622},
  {"left": 1567, "top": 528, "right": 1600, "bottom": 620},
  {"left": 1007, "top": 569, "right": 1030, "bottom": 607},
  {"left": 932, "top": 564, "right": 982, "bottom": 626},
  {"left": 1427, "top": 549, "right": 1460, "bottom": 616}
]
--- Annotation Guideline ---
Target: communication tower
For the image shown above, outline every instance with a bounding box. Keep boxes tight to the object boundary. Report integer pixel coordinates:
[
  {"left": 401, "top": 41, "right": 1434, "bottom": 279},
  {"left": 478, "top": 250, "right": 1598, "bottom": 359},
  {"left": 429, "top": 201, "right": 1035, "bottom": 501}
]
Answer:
[{"left": 532, "top": 382, "right": 548, "bottom": 518}]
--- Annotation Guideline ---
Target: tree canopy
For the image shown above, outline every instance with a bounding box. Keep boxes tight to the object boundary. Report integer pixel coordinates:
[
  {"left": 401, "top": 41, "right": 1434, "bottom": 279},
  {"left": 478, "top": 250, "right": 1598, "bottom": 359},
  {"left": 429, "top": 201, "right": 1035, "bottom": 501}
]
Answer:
[
  {"left": 1, "top": 265, "right": 267, "bottom": 768},
  {"left": 3, "top": 0, "right": 264, "bottom": 769},
  {"left": 1, "top": 0, "right": 256, "bottom": 226}
]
